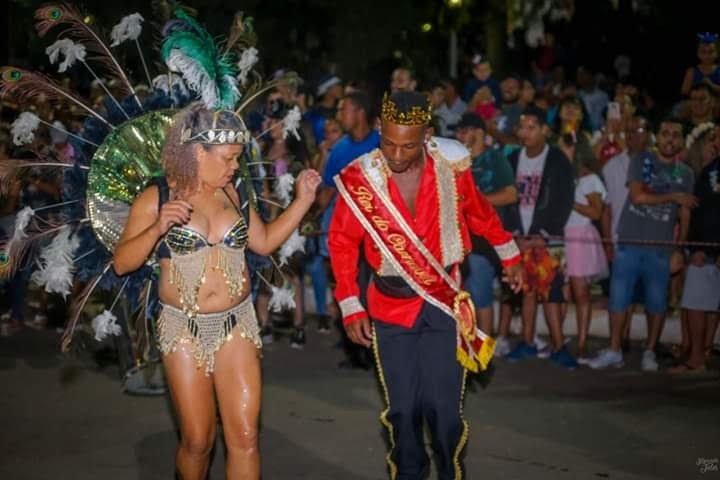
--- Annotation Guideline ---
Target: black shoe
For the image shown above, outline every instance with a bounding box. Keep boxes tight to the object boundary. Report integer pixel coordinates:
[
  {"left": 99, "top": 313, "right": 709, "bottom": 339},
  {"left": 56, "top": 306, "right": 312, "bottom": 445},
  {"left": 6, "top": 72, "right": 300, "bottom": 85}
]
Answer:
[
  {"left": 290, "top": 328, "right": 306, "bottom": 349},
  {"left": 337, "top": 358, "right": 371, "bottom": 370},
  {"left": 317, "top": 315, "right": 331, "bottom": 334},
  {"left": 260, "top": 325, "right": 274, "bottom": 345}
]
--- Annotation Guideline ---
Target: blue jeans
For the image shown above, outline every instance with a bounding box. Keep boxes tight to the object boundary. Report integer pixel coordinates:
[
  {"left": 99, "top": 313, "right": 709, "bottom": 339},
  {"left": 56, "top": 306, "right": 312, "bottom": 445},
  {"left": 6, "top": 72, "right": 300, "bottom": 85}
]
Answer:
[
  {"left": 464, "top": 253, "right": 496, "bottom": 309},
  {"left": 304, "top": 254, "right": 328, "bottom": 315},
  {"left": 609, "top": 245, "right": 670, "bottom": 315}
]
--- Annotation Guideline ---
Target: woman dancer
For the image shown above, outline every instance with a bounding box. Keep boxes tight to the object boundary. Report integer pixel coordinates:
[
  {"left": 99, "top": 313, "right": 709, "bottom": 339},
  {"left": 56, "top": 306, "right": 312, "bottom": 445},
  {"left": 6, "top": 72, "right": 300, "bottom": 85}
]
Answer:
[{"left": 113, "top": 103, "right": 320, "bottom": 479}]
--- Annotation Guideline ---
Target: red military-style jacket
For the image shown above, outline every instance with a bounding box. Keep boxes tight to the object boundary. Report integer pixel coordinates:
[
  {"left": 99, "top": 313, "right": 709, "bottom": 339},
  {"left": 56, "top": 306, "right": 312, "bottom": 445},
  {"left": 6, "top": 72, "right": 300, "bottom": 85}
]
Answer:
[{"left": 328, "top": 138, "right": 520, "bottom": 328}]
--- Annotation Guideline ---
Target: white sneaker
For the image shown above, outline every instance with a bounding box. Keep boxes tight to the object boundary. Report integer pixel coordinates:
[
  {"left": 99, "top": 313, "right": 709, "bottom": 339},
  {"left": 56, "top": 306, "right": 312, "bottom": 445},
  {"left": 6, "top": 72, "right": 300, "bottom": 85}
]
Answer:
[
  {"left": 534, "top": 335, "right": 548, "bottom": 350},
  {"left": 641, "top": 350, "right": 658, "bottom": 372},
  {"left": 588, "top": 349, "right": 624, "bottom": 369},
  {"left": 537, "top": 345, "right": 552, "bottom": 359},
  {"left": 0, "top": 312, "right": 10, "bottom": 322},
  {"left": 28, "top": 314, "right": 48, "bottom": 331},
  {"left": 577, "top": 356, "right": 593, "bottom": 366},
  {"left": 494, "top": 336, "right": 511, "bottom": 357}
]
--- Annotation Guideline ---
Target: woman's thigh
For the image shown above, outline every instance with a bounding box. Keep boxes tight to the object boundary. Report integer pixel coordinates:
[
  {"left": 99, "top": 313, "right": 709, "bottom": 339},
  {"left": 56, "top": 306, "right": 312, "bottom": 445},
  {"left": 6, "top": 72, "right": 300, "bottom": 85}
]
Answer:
[
  {"left": 162, "top": 343, "right": 217, "bottom": 441},
  {"left": 213, "top": 337, "right": 262, "bottom": 446}
]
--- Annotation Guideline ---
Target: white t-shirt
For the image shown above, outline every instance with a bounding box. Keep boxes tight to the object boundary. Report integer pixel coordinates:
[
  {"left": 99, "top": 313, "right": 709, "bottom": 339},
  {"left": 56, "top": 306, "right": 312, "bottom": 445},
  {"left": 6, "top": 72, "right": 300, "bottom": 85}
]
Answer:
[
  {"left": 516, "top": 145, "right": 549, "bottom": 234},
  {"left": 601, "top": 151, "right": 631, "bottom": 240},
  {"left": 435, "top": 98, "right": 468, "bottom": 136},
  {"left": 565, "top": 173, "right": 608, "bottom": 227}
]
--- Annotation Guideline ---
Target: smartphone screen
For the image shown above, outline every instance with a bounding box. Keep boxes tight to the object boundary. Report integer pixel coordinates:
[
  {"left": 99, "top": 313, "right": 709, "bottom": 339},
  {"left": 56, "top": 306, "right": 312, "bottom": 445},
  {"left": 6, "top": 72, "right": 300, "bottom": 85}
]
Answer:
[{"left": 607, "top": 101, "right": 621, "bottom": 121}]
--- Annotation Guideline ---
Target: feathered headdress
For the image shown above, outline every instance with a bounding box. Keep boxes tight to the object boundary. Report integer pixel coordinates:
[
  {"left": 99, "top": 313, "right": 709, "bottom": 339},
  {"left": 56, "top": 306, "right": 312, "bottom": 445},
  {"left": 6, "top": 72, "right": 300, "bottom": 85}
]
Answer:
[
  {"left": 161, "top": 9, "right": 240, "bottom": 109},
  {"left": 697, "top": 32, "right": 719, "bottom": 44},
  {"left": 0, "top": 3, "right": 306, "bottom": 364}
]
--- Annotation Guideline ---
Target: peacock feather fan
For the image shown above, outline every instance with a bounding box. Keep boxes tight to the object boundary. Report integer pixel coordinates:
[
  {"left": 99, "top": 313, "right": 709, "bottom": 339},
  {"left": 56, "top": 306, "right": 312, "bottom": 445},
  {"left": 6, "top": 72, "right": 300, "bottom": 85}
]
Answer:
[
  {"left": 161, "top": 9, "right": 240, "bottom": 110},
  {"left": 0, "top": 67, "right": 112, "bottom": 129},
  {"left": 34, "top": 3, "right": 137, "bottom": 103}
]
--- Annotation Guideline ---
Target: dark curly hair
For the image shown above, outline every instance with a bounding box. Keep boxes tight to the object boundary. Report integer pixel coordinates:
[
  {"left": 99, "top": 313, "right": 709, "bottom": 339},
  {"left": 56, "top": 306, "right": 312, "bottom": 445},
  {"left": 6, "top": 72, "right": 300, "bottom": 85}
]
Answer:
[{"left": 161, "top": 102, "right": 246, "bottom": 198}]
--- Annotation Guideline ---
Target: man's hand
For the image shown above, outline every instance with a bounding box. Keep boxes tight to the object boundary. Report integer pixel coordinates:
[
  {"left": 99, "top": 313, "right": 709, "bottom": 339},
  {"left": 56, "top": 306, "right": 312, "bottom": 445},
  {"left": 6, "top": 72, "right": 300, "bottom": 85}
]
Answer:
[
  {"left": 690, "top": 250, "right": 706, "bottom": 267},
  {"left": 673, "top": 192, "right": 699, "bottom": 209},
  {"left": 519, "top": 235, "right": 546, "bottom": 250},
  {"left": 604, "top": 243, "right": 615, "bottom": 262},
  {"left": 344, "top": 316, "right": 373, "bottom": 348},
  {"left": 502, "top": 263, "right": 524, "bottom": 293}
]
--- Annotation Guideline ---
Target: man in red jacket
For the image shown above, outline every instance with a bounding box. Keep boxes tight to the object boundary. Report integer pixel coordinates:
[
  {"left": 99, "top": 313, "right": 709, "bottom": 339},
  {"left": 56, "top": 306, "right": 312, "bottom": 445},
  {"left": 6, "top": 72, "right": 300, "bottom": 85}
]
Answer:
[{"left": 328, "top": 91, "right": 522, "bottom": 479}]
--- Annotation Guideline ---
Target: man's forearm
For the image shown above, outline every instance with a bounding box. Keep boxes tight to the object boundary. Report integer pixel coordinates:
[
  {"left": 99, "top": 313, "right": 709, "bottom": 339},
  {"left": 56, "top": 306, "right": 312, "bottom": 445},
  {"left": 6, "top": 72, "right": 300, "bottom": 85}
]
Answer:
[
  {"left": 484, "top": 186, "right": 517, "bottom": 207},
  {"left": 630, "top": 190, "right": 676, "bottom": 206}
]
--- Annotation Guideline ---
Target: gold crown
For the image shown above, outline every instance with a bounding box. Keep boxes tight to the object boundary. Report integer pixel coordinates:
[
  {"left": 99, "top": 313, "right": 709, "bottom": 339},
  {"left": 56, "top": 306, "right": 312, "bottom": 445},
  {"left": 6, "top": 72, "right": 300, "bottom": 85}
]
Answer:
[{"left": 380, "top": 92, "right": 432, "bottom": 126}]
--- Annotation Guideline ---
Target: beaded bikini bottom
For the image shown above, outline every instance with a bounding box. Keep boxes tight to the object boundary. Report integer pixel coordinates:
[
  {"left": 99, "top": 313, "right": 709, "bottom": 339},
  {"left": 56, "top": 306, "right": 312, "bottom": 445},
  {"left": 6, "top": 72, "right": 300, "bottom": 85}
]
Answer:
[{"left": 157, "top": 295, "right": 261, "bottom": 375}]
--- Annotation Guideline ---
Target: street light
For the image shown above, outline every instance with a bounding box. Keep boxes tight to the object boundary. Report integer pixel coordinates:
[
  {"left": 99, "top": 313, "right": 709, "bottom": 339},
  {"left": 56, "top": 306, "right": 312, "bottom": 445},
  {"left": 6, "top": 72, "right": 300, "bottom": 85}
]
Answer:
[{"left": 445, "top": 0, "right": 464, "bottom": 77}]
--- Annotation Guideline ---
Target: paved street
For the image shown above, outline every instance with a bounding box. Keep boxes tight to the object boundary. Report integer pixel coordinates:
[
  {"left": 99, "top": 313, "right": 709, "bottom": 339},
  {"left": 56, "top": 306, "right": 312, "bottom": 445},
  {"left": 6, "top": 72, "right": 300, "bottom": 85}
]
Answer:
[{"left": 1, "top": 325, "right": 718, "bottom": 480}]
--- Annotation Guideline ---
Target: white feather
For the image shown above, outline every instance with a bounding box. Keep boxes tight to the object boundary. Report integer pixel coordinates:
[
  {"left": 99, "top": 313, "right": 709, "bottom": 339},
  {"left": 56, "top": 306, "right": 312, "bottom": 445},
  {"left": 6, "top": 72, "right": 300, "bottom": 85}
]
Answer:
[
  {"left": 278, "top": 229, "right": 305, "bottom": 266},
  {"left": 11, "top": 112, "right": 40, "bottom": 146},
  {"left": 166, "top": 50, "right": 219, "bottom": 109},
  {"left": 282, "top": 106, "right": 302, "bottom": 140},
  {"left": 11, "top": 206, "right": 34, "bottom": 244},
  {"left": 31, "top": 226, "right": 79, "bottom": 298},
  {"left": 110, "top": 13, "right": 144, "bottom": 47},
  {"left": 91, "top": 310, "right": 122, "bottom": 341},
  {"left": 151, "top": 74, "right": 189, "bottom": 97},
  {"left": 222, "top": 74, "right": 241, "bottom": 104},
  {"left": 237, "top": 47, "right": 259, "bottom": 85},
  {"left": 274, "top": 173, "right": 295, "bottom": 207},
  {"left": 46, "top": 39, "right": 86, "bottom": 73},
  {"left": 268, "top": 285, "right": 296, "bottom": 312}
]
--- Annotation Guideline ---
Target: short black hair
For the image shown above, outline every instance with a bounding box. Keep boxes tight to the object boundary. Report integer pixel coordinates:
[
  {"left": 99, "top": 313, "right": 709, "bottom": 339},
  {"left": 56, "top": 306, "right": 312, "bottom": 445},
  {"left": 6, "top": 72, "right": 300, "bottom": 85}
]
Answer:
[
  {"left": 395, "top": 66, "right": 416, "bottom": 80},
  {"left": 343, "top": 90, "right": 375, "bottom": 122},
  {"left": 520, "top": 106, "right": 547, "bottom": 126},
  {"left": 658, "top": 116, "right": 685, "bottom": 134},
  {"left": 440, "top": 78, "right": 461, "bottom": 93},
  {"left": 690, "top": 82, "right": 714, "bottom": 96}
]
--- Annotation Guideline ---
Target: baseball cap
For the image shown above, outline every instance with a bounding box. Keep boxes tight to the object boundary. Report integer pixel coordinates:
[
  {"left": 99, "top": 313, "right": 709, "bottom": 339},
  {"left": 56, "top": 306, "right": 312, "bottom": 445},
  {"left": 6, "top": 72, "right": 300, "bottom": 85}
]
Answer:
[
  {"left": 456, "top": 112, "right": 486, "bottom": 130},
  {"left": 316, "top": 74, "right": 342, "bottom": 97}
]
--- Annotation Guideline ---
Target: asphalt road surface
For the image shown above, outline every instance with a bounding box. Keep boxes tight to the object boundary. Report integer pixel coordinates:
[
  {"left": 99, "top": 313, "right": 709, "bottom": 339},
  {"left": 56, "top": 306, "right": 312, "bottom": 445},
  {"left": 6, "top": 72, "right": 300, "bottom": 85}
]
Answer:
[{"left": 1, "top": 325, "right": 718, "bottom": 480}]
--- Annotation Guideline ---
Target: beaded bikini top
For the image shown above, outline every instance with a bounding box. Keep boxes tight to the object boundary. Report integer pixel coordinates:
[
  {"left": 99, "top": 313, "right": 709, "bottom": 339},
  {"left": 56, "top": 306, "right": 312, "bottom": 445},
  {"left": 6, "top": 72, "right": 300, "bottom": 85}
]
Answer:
[
  {"left": 158, "top": 216, "right": 248, "bottom": 258},
  {"left": 157, "top": 189, "right": 249, "bottom": 318}
]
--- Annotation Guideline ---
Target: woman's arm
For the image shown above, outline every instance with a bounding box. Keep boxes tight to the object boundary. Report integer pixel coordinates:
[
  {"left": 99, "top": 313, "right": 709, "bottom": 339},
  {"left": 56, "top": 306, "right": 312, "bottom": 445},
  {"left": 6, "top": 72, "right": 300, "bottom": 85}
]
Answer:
[
  {"left": 247, "top": 169, "right": 321, "bottom": 255},
  {"left": 113, "top": 186, "right": 192, "bottom": 275},
  {"left": 573, "top": 191, "right": 603, "bottom": 221}
]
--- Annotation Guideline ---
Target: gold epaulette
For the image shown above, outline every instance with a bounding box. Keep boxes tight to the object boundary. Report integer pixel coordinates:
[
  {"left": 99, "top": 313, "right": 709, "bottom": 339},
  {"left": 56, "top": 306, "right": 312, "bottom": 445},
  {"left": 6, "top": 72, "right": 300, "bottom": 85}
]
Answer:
[{"left": 425, "top": 137, "right": 471, "bottom": 172}]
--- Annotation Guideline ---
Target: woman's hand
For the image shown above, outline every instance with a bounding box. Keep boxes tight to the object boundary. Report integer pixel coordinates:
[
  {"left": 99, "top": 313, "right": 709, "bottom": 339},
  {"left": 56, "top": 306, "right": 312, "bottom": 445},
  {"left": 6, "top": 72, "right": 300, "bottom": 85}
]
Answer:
[
  {"left": 295, "top": 169, "right": 322, "bottom": 206},
  {"left": 152, "top": 200, "right": 193, "bottom": 237}
]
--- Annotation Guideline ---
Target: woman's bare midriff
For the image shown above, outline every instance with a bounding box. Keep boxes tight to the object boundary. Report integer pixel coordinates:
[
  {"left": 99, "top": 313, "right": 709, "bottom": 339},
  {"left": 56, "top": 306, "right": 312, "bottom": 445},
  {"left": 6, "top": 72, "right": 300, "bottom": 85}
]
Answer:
[{"left": 157, "top": 252, "right": 252, "bottom": 313}]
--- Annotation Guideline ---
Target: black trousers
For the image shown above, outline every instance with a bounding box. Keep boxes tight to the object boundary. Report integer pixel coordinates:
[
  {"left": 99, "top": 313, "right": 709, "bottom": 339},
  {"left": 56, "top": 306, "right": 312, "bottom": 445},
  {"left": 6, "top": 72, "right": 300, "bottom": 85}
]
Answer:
[{"left": 373, "top": 301, "right": 468, "bottom": 480}]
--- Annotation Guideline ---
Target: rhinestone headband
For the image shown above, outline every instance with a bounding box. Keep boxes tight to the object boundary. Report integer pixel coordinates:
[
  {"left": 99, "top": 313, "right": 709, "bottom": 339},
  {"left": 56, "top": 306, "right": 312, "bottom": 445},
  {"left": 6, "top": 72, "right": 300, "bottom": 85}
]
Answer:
[
  {"left": 180, "top": 110, "right": 251, "bottom": 145},
  {"left": 380, "top": 92, "right": 432, "bottom": 126}
]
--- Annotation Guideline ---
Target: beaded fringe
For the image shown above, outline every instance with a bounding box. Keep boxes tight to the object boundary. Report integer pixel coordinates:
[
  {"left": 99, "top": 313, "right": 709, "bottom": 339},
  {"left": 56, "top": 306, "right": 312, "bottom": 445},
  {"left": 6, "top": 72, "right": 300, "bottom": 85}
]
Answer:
[
  {"left": 157, "top": 296, "right": 261, "bottom": 375},
  {"left": 168, "top": 246, "right": 247, "bottom": 319}
]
